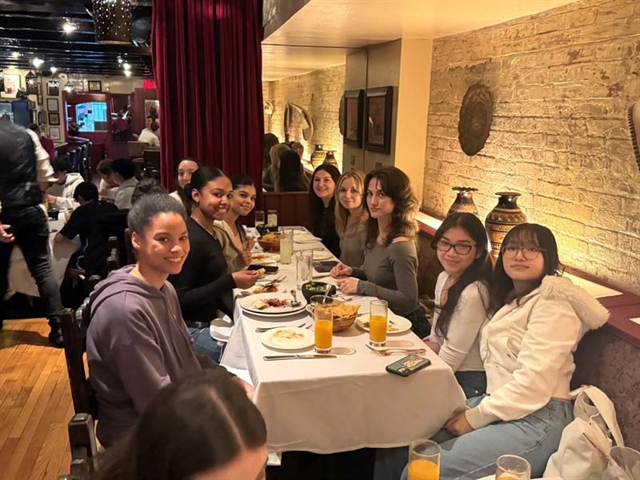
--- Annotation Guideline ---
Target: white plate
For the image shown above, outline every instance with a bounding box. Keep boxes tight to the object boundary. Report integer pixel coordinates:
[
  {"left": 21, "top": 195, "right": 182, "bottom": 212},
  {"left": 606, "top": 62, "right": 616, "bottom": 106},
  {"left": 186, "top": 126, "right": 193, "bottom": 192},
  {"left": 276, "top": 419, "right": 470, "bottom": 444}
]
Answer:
[
  {"left": 261, "top": 327, "right": 314, "bottom": 350},
  {"left": 356, "top": 313, "right": 412, "bottom": 334},
  {"left": 294, "top": 233, "right": 322, "bottom": 244},
  {"left": 240, "top": 292, "right": 307, "bottom": 315},
  {"left": 251, "top": 253, "right": 278, "bottom": 265},
  {"left": 310, "top": 250, "right": 333, "bottom": 261},
  {"left": 210, "top": 318, "right": 233, "bottom": 342}
]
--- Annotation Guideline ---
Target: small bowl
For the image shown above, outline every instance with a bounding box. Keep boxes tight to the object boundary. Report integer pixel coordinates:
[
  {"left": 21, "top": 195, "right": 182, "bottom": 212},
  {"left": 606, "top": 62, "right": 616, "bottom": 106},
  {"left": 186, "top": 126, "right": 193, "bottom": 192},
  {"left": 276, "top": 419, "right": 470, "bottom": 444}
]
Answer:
[
  {"left": 258, "top": 236, "right": 280, "bottom": 252},
  {"left": 301, "top": 282, "right": 337, "bottom": 303}
]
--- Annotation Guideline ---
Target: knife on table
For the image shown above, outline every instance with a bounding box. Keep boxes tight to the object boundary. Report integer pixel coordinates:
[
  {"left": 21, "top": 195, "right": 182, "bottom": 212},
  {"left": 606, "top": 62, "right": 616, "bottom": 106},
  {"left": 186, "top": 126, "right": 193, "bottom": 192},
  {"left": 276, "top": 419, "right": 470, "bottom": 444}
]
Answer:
[{"left": 263, "top": 354, "right": 337, "bottom": 361}]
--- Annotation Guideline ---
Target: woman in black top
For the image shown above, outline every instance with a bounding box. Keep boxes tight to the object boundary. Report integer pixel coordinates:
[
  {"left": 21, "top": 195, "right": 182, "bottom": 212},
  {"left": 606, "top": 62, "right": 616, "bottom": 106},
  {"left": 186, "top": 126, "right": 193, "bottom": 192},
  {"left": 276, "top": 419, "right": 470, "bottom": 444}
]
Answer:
[
  {"left": 308, "top": 164, "right": 341, "bottom": 257},
  {"left": 169, "top": 167, "right": 259, "bottom": 361},
  {"left": 278, "top": 150, "right": 309, "bottom": 192}
]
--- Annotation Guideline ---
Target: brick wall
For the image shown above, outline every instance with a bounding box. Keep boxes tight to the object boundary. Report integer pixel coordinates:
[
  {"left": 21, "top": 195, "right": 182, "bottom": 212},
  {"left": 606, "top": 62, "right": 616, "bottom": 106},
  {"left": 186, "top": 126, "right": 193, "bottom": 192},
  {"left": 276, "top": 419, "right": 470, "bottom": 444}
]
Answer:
[
  {"left": 263, "top": 64, "right": 345, "bottom": 169},
  {"left": 423, "top": 0, "right": 640, "bottom": 294}
]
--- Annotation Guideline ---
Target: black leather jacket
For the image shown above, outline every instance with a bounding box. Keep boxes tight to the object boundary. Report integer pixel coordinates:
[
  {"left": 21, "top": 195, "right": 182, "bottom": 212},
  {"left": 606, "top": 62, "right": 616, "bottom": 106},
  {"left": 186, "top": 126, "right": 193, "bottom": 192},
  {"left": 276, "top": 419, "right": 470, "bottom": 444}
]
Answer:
[{"left": 0, "top": 122, "right": 42, "bottom": 210}]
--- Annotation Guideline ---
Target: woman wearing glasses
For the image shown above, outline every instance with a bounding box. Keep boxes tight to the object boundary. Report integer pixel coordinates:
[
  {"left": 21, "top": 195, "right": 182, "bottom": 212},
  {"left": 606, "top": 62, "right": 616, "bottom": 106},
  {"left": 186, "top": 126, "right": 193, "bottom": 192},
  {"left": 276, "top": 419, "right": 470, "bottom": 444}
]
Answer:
[
  {"left": 401, "top": 223, "right": 609, "bottom": 479},
  {"left": 334, "top": 170, "right": 367, "bottom": 267},
  {"left": 424, "top": 213, "right": 492, "bottom": 398}
]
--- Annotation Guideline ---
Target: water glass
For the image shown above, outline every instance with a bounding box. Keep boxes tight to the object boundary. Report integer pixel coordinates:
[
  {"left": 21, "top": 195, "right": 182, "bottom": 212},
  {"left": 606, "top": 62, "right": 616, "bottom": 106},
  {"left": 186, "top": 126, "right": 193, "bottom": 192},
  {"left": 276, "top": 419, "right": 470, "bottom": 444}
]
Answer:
[
  {"left": 296, "top": 250, "right": 314, "bottom": 288},
  {"left": 496, "top": 455, "right": 531, "bottom": 480},
  {"left": 255, "top": 210, "right": 265, "bottom": 227},
  {"left": 267, "top": 209, "right": 278, "bottom": 227},
  {"left": 314, "top": 304, "right": 333, "bottom": 353},
  {"left": 368, "top": 299, "right": 388, "bottom": 348},
  {"left": 407, "top": 439, "right": 440, "bottom": 480},
  {"left": 279, "top": 229, "right": 294, "bottom": 264}
]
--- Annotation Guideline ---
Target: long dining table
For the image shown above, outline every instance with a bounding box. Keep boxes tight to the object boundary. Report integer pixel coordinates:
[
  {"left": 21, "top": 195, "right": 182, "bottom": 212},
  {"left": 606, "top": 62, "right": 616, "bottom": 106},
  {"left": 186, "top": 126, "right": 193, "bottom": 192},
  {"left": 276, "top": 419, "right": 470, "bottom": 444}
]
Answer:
[{"left": 222, "top": 228, "right": 466, "bottom": 462}]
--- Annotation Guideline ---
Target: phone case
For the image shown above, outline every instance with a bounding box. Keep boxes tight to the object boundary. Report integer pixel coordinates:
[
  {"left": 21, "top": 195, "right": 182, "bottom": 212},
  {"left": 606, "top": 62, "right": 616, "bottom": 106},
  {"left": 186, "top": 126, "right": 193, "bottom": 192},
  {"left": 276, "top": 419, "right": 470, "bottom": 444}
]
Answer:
[
  {"left": 248, "top": 264, "right": 279, "bottom": 273},
  {"left": 385, "top": 355, "right": 431, "bottom": 377}
]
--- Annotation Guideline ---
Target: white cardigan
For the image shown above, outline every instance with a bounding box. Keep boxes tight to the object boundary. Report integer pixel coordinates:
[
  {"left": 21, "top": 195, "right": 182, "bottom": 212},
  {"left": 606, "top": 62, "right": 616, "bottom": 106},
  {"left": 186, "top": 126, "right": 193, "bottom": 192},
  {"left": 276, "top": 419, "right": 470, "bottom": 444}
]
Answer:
[{"left": 465, "top": 275, "right": 609, "bottom": 430}]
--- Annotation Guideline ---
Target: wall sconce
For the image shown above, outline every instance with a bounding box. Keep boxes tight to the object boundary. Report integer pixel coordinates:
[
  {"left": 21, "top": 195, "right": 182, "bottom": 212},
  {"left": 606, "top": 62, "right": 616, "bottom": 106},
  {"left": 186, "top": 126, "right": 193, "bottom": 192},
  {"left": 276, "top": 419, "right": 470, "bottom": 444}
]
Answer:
[
  {"left": 93, "top": 0, "right": 132, "bottom": 45},
  {"left": 25, "top": 71, "right": 38, "bottom": 95},
  {"left": 64, "top": 81, "right": 75, "bottom": 93},
  {"left": 0, "top": 69, "right": 4, "bottom": 92}
]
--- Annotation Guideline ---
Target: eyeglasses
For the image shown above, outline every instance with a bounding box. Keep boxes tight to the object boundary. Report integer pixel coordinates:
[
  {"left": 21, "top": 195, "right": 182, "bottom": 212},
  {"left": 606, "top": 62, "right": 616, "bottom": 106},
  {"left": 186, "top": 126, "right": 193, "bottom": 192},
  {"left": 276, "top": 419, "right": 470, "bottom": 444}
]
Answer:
[
  {"left": 501, "top": 246, "right": 545, "bottom": 260},
  {"left": 432, "top": 239, "right": 476, "bottom": 255}
]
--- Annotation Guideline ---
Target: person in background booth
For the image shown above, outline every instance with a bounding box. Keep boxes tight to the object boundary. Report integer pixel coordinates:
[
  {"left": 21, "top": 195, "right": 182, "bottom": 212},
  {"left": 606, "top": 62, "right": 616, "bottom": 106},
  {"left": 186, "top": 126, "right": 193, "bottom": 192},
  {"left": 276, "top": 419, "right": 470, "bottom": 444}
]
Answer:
[
  {"left": 169, "top": 167, "right": 259, "bottom": 362},
  {"left": 262, "top": 133, "right": 280, "bottom": 192},
  {"left": 45, "top": 156, "right": 84, "bottom": 210},
  {"left": 401, "top": 223, "right": 609, "bottom": 479},
  {"left": 169, "top": 156, "right": 201, "bottom": 211},
  {"left": 138, "top": 120, "right": 160, "bottom": 147},
  {"left": 308, "top": 164, "right": 341, "bottom": 258},
  {"left": 424, "top": 212, "right": 492, "bottom": 398},
  {"left": 334, "top": 170, "right": 367, "bottom": 267},
  {"left": 97, "top": 159, "right": 118, "bottom": 201},
  {"left": 331, "top": 167, "right": 426, "bottom": 336},
  {"left": 278, "top": 150, "right": 309, "bottom": 192},
  {"left": 28, "top": 123, "right": 55, "bottom": 163},
  {"left": 111, "top": 158, "right": 139, "bottom": 210},
  {"left": 288, "top": 141, "right": 304, "bottom": 159},
  {"left": 268, "top": 143, "right": 291, "bottom": 193},
  {"left": 94, "top": 369, "right": 267, "bottom": 480}
]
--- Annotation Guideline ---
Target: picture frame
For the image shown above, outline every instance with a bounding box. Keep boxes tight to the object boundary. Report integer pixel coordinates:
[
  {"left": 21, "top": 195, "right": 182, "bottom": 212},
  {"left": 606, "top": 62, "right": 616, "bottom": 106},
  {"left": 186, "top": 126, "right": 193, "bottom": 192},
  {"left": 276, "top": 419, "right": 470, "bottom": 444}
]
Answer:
[
  {"left": 47, "top": 80, "right": 59, "bottom": 96},
  {"left": 47, "top": 98, "right": 59, "bottom": 112},
  {"left": 0, "top": 73, "right": 21, "bottom": 98},
  {"left": 48, "top": 112, "right": 60, "bottom": 125},
  {"left": 364, "top": 86, "right": 393, "bottom": 154},
  {"left": 38, "top": 110, "right": 47, "bottom": 125},
  {"left": 343, "top": 89, "right": 364, "bottom": 148},
  {"left": 37, "top": 79, "right": 43, "bottom": 106},
  {"left": 49, "top": 126, "right": 61, "bottom": 141},
  {"left": 88, "top": 80, "right": 102, "bottom": 92}
]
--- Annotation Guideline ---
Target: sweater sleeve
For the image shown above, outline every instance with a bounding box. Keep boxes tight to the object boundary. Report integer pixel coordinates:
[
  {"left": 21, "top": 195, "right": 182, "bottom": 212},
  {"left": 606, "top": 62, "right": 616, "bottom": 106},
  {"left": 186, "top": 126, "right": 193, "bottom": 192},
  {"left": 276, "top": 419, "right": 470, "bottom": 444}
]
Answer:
[
  {"left": 438, "top": 283, "right": 489, "bottom": 372},
  {"left": 356, "top": 242, "right": 418, "bottom": 314},
  {"left": 465, "top": 299, "right": 582, "bottom": 429}
]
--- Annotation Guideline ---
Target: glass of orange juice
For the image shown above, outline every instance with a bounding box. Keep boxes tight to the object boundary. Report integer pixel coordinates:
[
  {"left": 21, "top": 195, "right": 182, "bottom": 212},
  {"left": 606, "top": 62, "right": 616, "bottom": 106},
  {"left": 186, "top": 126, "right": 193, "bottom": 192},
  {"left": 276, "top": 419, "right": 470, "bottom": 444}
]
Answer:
[
  {"left": 496, "top": 455, "right": 531, "bottom": 480},
  {"left": 369, "top": 299, "right": 388, "bottom": 348},
  {"left": 408, "top": 438, "right": 440, "bottom": 480},
  {"left": 314, "top": 304, "right": 333, "bottom": 354}
]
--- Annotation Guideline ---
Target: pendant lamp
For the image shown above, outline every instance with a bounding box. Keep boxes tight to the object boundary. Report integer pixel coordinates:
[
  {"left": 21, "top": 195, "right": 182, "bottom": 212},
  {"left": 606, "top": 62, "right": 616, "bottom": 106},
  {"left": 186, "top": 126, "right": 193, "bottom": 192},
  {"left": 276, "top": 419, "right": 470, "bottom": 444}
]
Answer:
[
  {"left": 93, "top": 0, "right": 132, "bottom": 45},
  {"left": 26, "top": 71, "right": 38, "bottom": 95}
]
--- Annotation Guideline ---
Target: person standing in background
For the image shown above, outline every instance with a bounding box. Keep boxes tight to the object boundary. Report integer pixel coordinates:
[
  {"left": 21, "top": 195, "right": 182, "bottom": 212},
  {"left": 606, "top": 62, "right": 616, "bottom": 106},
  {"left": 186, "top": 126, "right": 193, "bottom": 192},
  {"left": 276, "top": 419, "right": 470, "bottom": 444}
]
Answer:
[{"left": 28, "top": 123, "right": 55, "bottom": 162}]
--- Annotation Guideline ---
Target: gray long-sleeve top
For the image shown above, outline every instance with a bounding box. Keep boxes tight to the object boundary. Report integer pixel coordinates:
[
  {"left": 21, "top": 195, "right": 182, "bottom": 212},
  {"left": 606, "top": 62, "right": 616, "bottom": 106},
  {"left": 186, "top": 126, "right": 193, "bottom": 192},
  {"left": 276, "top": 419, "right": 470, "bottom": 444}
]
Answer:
[{"left": 352, "top": 240, "right": 419, "bottom": 316}]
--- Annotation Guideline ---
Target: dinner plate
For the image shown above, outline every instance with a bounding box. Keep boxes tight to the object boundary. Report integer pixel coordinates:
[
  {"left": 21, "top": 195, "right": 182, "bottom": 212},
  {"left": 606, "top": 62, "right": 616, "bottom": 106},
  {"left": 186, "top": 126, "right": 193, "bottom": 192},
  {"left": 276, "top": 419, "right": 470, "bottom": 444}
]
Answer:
[
  {"left": 240, "top": 292, "right": 307, "bottom": 315},
  {"left": 356, "top": 313, "right": 412, "bottom": 334},
  {"left": 294, "top": 233, "right": 322, "bottom": 244},
  {"left": 251, "top": 253, "right": 278, "bottom": 265},
  {"left": 261, "top": 327, "right": 314, "bottom": 350},
  {"left": 310, "top": 250, "right": 333, "bottom": 261}
]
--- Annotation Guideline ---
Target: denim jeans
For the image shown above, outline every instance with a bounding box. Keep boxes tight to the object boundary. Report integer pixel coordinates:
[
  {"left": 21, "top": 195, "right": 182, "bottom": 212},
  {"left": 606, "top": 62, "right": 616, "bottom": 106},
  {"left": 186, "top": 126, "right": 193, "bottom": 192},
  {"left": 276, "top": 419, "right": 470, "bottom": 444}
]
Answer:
[
  {"left": 188, "top": 327, "right": 224, "bottom": 363},
  {"left": 454, "top": 371, "right": 487, "bottom": 399},
  {"left": 0, "top": 206, "right": 63, "bottom": 331},
  {"left": 399, "top": 396, "right": 573, "bottom": 480}
]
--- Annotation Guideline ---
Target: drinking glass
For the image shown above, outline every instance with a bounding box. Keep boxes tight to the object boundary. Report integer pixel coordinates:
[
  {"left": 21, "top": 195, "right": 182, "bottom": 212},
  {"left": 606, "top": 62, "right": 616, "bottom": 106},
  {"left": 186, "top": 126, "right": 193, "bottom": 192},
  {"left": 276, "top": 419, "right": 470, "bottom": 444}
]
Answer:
[
  {"left": 267, "top": 209, "right": 278, "bottom": 227},
  {"left": 407, "top": 439, "right": 440, "bottom": 480},
  {"left": 314, "top": 304, "right": 333, "bottom": 354},
  {"left": 496, "top": 455, "right": 531, "bottom": 480},
  {"left": 296, "top": 250, "right": 314, "bottom": 288},
  {"left": 369, "top": 299, "right": 388, "bottom": 348},
  {"left": 255, "top": 210, "right": 265, "bottom": 228},
  {"left": 280, "top": 229, "right": 294, "bottom": 264}
]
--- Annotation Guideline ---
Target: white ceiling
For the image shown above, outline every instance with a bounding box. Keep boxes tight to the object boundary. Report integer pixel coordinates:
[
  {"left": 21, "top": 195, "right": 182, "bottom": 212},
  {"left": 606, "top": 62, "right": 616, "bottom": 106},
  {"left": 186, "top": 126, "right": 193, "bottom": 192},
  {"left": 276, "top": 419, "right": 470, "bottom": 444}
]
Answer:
[{"left": 262, "top": 0, "right": 580, "bottom": 80}]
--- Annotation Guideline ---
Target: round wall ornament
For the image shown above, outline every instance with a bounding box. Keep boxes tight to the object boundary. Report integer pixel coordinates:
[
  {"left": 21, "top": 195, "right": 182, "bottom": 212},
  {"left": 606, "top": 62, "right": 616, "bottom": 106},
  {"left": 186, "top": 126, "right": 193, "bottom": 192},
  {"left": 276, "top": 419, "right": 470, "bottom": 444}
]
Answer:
[{"left": 458, "top": 83, "right": 493, "bottom": 156}]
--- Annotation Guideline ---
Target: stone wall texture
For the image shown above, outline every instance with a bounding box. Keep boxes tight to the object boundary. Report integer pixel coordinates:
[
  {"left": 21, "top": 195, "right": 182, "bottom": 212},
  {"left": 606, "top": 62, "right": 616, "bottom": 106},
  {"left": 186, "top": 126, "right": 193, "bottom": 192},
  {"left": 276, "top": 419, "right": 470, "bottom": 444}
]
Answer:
[
  {"left": 423, "top": 0, "right": 640, "bottom": 294},
  {"left": 263, "top": 64, "right": 345, "bottom": 169}
]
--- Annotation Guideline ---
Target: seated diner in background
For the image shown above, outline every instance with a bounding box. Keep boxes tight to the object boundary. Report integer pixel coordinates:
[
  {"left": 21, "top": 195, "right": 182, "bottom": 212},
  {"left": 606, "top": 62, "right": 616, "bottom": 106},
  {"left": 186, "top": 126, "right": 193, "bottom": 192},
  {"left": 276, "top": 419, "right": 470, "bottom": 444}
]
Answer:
[
  {"left": 169, "top": 167, "right": 260, "bottom": 362},
  {"left": 331, "top": 166, "right": 427, "bottom": 336},
  {"left": 111, "top": 158, "right": 139, "bottom": 210},
  {"left": 308, "top": 164, "right": 341, "bottom": 258},
  {"left": 86, "top": 194, "right": 249, "bottom": 448},
  {"left": 137, "top": 120, "right": 160, "bottom": 147},
  {"left": 334, "top": 169, "right": 367, "bottom": 267},
  {"left": 169, "top": 156, "right": 201, "bottom": 210},
  {"left": 45, "top": 156, "right": 84, "bottom": 210},
  {"left": 424, "top": 212, "right": 492, "bottom": 398},
  {"left": 261, "top": 133, "right": 280, "bottom": 192},
  {"left": 400, "top": 223, "right": 609, "bottom": 479},
  {"left": 97, "top": 159, "right": 118, "bottom": 201},
  {"left": 267, "top": 142, "right": 290, "bottom": 193},
  {"left": 215, "top": 174, "right": 257, "bottom": 273},
  {"left": 278, "top": 150, "right": 309, "bottom": 192}
]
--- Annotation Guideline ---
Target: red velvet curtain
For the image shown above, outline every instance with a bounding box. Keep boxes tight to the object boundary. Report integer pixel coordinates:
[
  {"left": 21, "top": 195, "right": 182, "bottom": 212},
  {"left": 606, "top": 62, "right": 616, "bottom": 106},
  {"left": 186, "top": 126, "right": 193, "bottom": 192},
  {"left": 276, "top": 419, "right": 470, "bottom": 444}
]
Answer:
[{"left": 152, "top": 0, "right": 263, "bottom": 191}]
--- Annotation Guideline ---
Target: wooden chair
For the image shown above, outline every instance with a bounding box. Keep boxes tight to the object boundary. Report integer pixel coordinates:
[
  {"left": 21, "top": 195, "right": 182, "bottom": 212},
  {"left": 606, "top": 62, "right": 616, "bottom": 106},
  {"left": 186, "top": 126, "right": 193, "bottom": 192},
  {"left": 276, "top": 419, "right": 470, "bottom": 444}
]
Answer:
[
  {"left": 127, "top": 140, "right": 148, "bottom": 159},
  {"left": 106, "top": 235, "right": 121, "bottom": 273},
  {"left": 57, "top": 413, "right": 99, "bottom": 480},
  {"left": 142, "top": 148, "right": 161, "bottom": 180},
  {"left": 263, "top": 191, "right": 309, "bottom": 227}
]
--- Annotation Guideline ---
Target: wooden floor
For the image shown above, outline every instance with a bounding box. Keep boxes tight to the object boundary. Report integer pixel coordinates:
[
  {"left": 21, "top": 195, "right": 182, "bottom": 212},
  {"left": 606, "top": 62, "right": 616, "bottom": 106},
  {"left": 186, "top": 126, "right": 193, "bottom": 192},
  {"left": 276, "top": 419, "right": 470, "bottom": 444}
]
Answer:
[{"left": 0, "top": 319, "right": 72, "bottom": 480}]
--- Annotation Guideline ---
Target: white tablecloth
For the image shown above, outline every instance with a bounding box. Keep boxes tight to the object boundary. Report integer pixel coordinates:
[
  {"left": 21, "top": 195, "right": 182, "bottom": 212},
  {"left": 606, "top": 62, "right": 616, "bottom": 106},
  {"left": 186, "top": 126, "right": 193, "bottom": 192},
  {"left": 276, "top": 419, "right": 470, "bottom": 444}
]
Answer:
[
  {"left": 222, "top": 229, "right": 466, "bottom": 454},
  {"left": 8, "top": 217, "right": 80, "bottom": 297}
]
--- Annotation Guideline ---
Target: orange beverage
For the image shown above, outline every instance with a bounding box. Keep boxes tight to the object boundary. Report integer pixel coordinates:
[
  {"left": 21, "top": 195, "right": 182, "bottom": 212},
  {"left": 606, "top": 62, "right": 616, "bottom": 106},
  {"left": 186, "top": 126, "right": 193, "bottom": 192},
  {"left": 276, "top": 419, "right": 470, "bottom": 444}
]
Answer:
[
  {"left": 408, "top": 459, "right": 439, "bottom": 480},
  {"left": 497, "top": 476, "right": 520, "bottom": 480},
  {"left": 314, "top": 320, "right": 333, "bottom": 350},
  {"left": 369, "top": 315, "right": 387, "bottom": 343}
]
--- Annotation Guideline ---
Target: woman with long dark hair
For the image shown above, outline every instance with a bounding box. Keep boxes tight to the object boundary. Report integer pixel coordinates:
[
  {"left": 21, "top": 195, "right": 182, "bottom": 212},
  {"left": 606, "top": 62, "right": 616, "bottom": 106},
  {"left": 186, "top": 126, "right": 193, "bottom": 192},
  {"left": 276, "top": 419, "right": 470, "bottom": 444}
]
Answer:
[
  {"left": 331, "top": 167, "right": 426, "bottom": 336},
  {"left": 401, "top": 223, "right": 609, "bottom": 479},
  {"left": 169, "top": 156, "right": 200, "bottom": 211},
  {"left": 169, "top": 167, "right": 259, "bottom": 361},
  {"left": 95, "top": 369, "right": 267, "bottom": 480},
  {"left": 278, "top": 150, "right": 309, "bottom": 192},
  {"left": 308, "top": 164, "right": 341, "bottom": 257},
  {"left": 424, "top": 213, "right": 492, "bottom": 398},
  {"left": 334, "top": 170, "right": 367, "bottom": 267}
]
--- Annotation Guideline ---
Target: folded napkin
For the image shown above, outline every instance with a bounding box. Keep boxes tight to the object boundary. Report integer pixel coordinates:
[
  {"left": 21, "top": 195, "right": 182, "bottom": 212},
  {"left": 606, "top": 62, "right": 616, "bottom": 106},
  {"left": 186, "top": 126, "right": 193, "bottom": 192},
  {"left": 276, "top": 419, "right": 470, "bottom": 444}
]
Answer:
[{"left": 294, "top": 232, "right": 322, "bottom": 244}]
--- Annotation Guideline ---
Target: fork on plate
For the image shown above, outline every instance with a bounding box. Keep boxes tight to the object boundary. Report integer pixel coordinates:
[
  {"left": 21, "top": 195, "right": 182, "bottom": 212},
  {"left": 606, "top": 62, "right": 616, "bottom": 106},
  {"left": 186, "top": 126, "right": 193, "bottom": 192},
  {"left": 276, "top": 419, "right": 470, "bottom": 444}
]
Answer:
[
  {"left": 365, "top": 344, "right": 426, "bottom": 356},
  {"left": 255, "top": 322, "right": 306, "bottom": 333}
]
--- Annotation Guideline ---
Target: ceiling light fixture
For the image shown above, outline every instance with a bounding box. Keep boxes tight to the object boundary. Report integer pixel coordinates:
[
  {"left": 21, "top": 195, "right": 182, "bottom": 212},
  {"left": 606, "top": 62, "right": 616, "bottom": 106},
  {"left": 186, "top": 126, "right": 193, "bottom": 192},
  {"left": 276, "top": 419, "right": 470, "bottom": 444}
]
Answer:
[
  {"left": 117, "top": 57, "right": 123, "bottom": 64},
  {"left": 64, "top": 81, "right": 74, "bottom": 93},
  {"left": 124, "top": 70, "right": 132, "bottom": 77},
  {"left": 63, "top": 22, "right": 77, "bottom": 33},
  {"left": 25, "top": 71, "right": 38, "bottom": 94},
  {"left": 10, "top": 52, "right": 20, "bottom": 58},
  {"left": 123, "top": 62, "right": 131, "bottom": 70},
  {"left": 50, "top": 66, "right": 58, "bottom": 74},
  {"left": 32, "top": 57, "right": 44, "bottom": 68},
  {"left": 93, "top": 0, "right": 132, "bottom": 45}
]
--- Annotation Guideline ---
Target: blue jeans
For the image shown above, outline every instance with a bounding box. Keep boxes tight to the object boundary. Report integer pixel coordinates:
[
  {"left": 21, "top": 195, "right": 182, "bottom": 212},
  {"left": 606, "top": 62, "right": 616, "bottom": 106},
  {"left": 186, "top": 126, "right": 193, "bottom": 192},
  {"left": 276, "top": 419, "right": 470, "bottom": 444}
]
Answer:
[
  {"left": 188, "top": 327, "right": 224, "bottom": 363},
  {"left": 399, "top": 396, "right": 573, "bottom": 480},
  {"left": 454, "top": 371, "right": 487, "bottom": 399}
]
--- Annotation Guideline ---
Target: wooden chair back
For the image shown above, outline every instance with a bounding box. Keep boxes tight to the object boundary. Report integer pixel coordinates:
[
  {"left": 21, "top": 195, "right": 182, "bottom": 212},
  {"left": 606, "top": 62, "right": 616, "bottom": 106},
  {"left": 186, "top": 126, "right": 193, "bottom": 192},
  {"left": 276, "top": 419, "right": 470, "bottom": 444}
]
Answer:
[
  {"left": 143, "top": 148, "right": 161, "bottom": 180},
  {"left": 128, "top": 140, "right": 148, "bottom": 159},
  {"left": 57, "top": 413, "right": 98, "bottom": 480},
  {"left": 263, "top": 191, "right": 309, "bottom": 227}
]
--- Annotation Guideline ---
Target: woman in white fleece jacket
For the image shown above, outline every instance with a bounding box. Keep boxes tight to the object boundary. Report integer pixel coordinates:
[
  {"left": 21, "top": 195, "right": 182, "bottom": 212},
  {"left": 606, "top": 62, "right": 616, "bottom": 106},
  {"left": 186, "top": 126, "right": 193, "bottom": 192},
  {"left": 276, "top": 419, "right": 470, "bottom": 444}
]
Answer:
[{"left": 401, "top": 223, "right": 609, "bottom": 480}]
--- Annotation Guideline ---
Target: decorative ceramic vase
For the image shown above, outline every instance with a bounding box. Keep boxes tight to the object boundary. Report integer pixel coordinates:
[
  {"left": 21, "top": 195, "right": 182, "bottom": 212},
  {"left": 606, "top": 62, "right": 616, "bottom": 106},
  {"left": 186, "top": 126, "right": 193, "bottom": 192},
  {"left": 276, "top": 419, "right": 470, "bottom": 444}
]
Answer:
[
  {"left": 447, "top": 187, "right": 479, "bottom": 217},
  {"left": 310, "top": 144, "right": 326, "bottom": 168},
  {"left": 485, "top": 192, "right": 527, "bottom": 256},
  {"left": 323, "top": 151, "right": 338, "bottom": 167}
]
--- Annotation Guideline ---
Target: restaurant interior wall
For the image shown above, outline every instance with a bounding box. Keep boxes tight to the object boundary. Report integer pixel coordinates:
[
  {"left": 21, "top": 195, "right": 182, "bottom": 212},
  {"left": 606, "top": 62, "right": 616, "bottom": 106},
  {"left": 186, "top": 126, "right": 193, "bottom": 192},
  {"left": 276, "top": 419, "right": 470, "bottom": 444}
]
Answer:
[
  {"left": 263, "top": 64, "right": 345, "bottom": 170},
  {"left": 422, "top": 0, "right": 640, "bottom": 294}
]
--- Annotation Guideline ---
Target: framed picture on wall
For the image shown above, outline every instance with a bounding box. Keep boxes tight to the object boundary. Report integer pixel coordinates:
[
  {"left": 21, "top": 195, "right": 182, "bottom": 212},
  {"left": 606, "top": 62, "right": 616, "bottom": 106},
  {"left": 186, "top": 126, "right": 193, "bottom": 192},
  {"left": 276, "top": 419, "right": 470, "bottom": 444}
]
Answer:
[
  {"left": 49, "top": 126, "right": 61, "bottom": 141},
  {"left": 364, "top": 86, "right": 393, "bottom": 154},
  {"left": 47, "top": 98, "right": 59, "bottom": 112},
  {"left": 47, "top": 80, "right": 59, "bottom": 96},
  {"left": 0, "top": 74, "right": 20, "bottom": 98},
  {"left": 38, "top": 111, "right": 47, "bottom": 125},
  {"left": 48, "top": 112, "right": 60, "bottom": 125},
  {"left": 343, "top": 89, "right": 364, "bottom": 148},
  {"left": 88, "top": 80, "right": 102, "bottom": 92},
  {"left": 37, "top": 79, "right": 43, "bottom": 106}
]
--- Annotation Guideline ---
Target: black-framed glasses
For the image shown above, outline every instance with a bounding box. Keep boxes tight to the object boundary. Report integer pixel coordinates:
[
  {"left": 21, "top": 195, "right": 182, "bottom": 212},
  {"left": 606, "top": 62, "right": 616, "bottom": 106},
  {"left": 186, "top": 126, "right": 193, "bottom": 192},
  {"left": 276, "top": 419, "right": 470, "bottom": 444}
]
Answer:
[
  {"left": 501, "top": 246, "right": 546, "bottom": 260},
  {"left": 432, "top": 239, "right": 476, "bottom": 255}
]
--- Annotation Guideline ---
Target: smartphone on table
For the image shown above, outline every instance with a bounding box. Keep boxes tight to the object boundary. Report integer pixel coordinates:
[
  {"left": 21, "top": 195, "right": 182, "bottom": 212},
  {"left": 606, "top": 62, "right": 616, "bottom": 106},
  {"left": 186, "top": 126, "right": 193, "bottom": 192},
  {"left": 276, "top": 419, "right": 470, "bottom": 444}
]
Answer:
[{"left": 386, "top": 355, "right": 431, "bottom": 377}]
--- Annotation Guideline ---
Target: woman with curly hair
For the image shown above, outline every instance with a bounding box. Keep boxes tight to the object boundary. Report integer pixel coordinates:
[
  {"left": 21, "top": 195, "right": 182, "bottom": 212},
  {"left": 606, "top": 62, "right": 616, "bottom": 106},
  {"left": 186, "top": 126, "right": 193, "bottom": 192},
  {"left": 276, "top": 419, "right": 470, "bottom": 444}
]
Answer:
[{"left": 331, "top": 167, "right": 427, "bottom": 336}]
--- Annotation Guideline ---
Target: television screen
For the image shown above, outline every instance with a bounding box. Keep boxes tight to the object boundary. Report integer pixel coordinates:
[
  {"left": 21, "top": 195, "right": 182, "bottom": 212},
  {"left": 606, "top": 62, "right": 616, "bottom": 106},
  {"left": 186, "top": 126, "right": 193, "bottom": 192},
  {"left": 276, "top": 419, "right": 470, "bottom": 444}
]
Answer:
[{"left": 76, "top": 102, "right": 108, "bottom": 132}]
